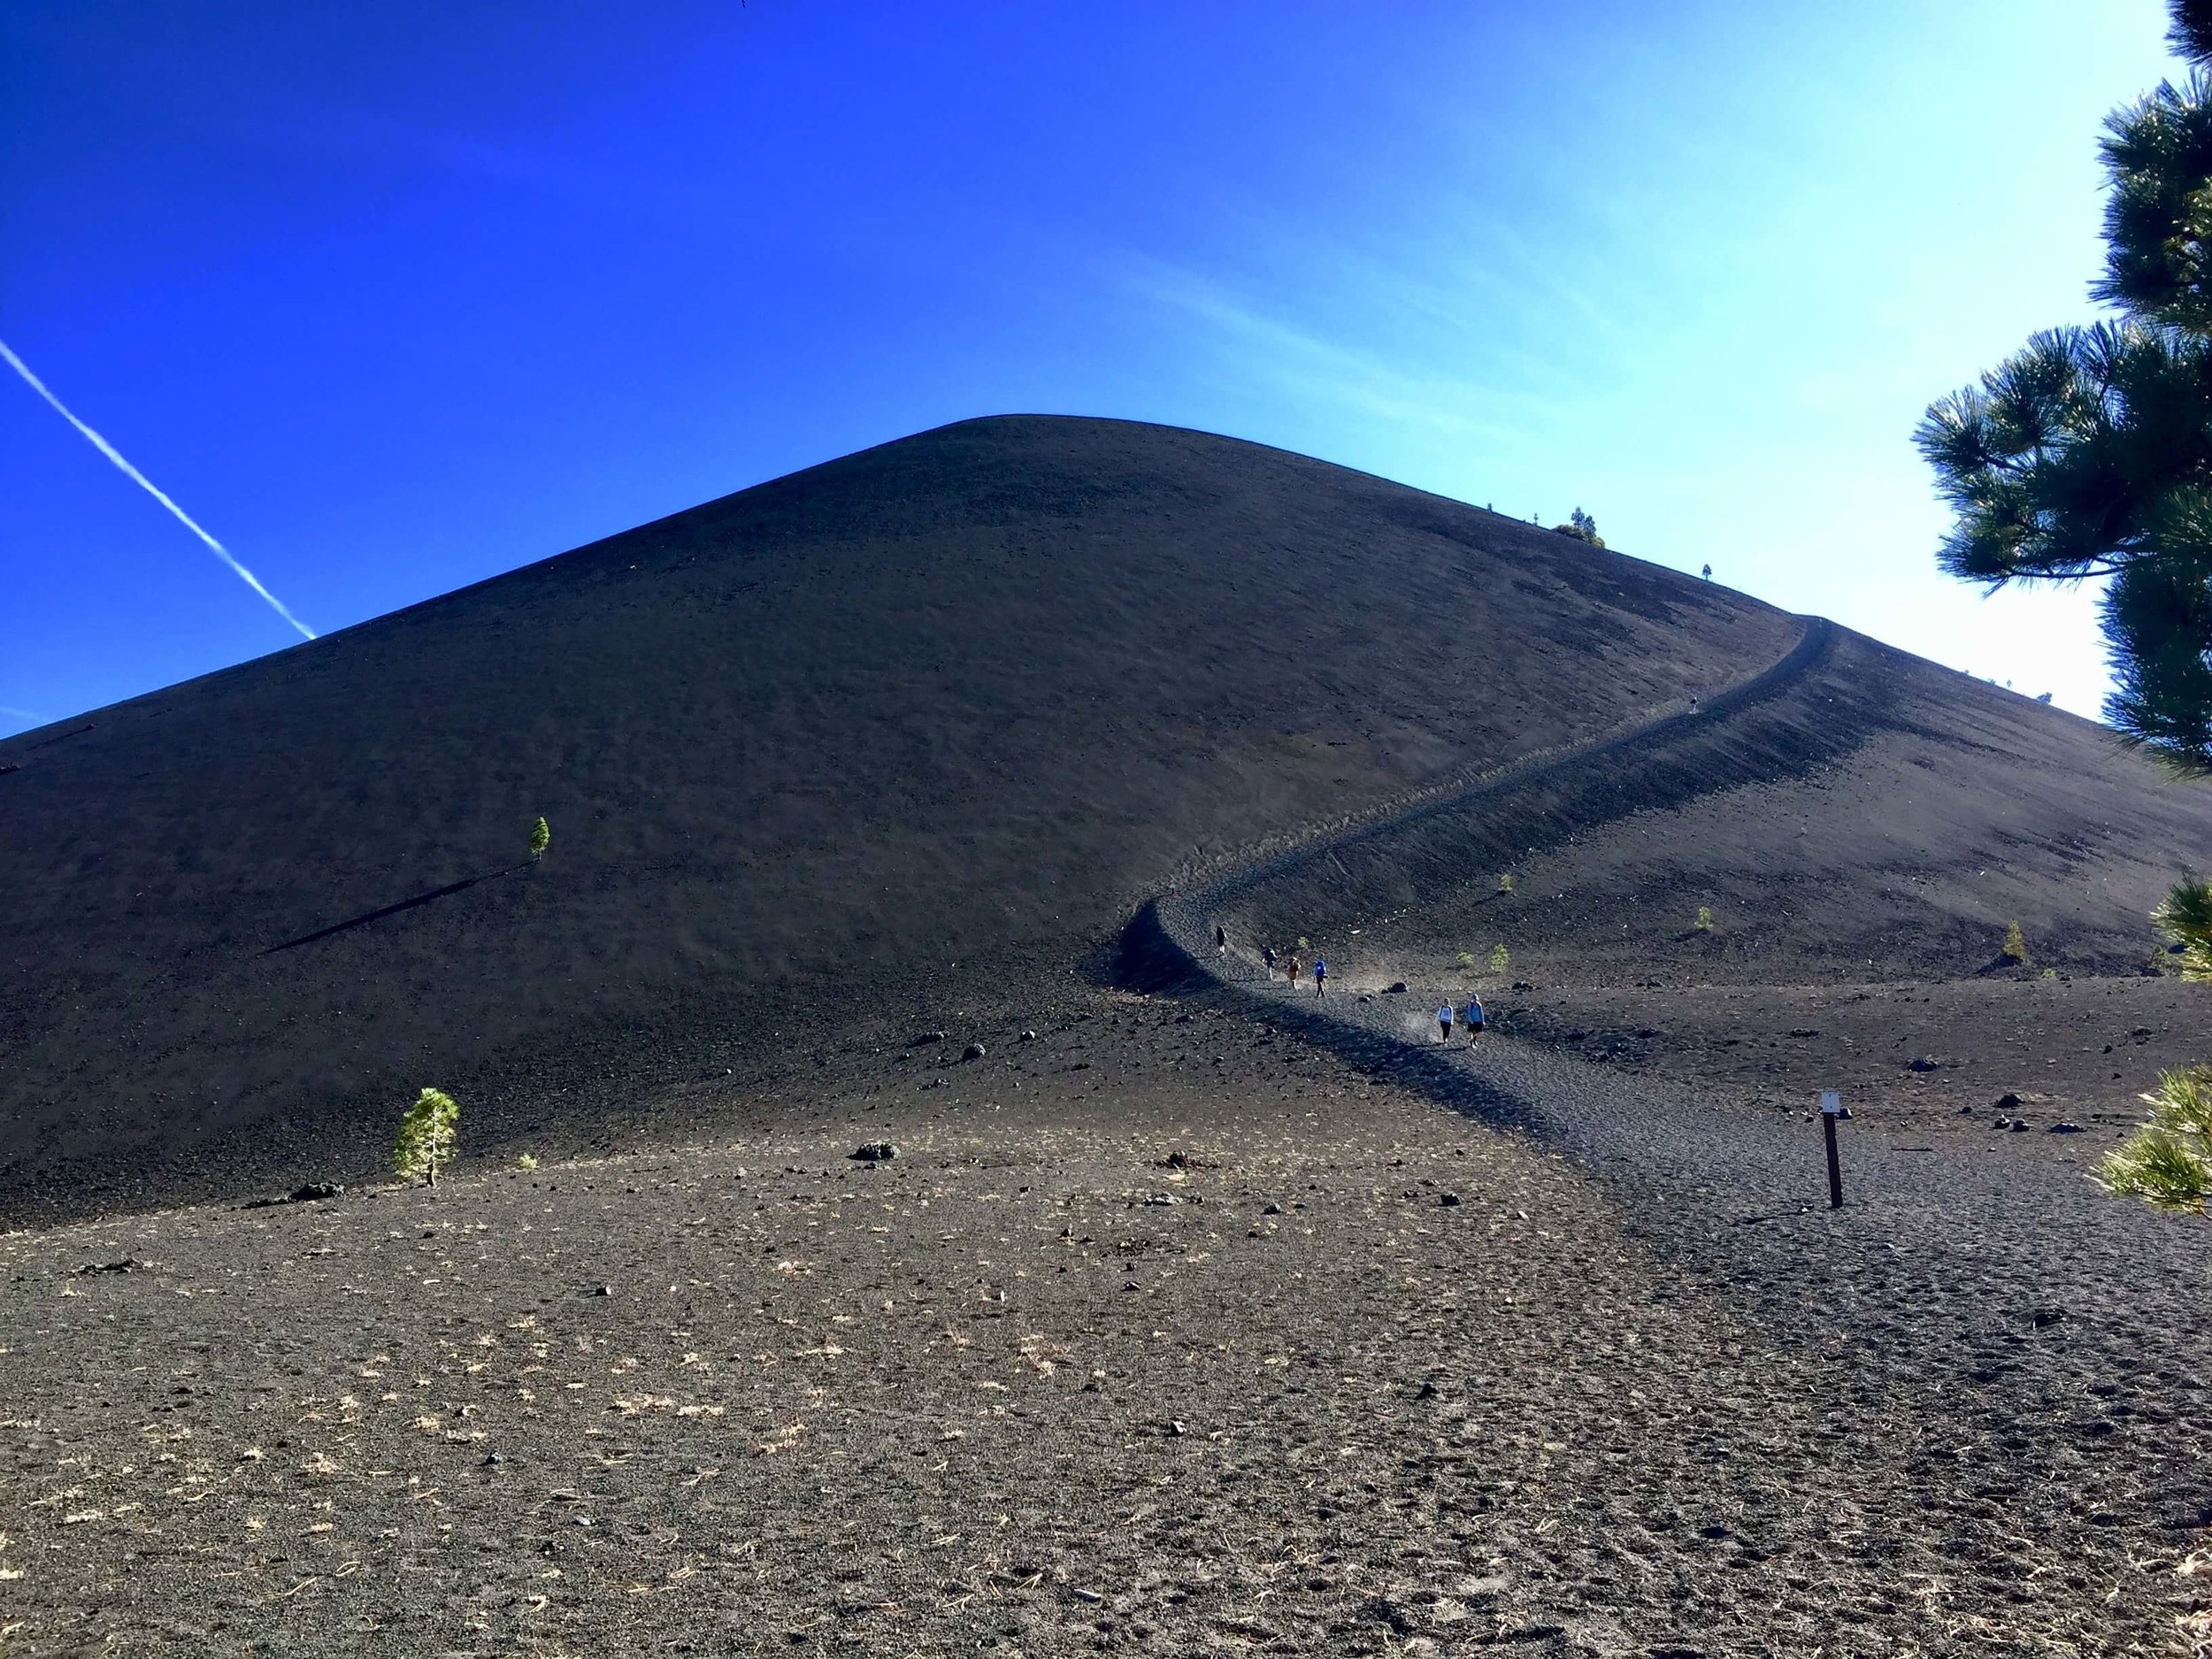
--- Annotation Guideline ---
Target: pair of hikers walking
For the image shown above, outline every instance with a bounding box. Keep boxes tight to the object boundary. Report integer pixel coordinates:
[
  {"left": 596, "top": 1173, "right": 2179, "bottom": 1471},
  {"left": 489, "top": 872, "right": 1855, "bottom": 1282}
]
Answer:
[
  {"left": 1272, "top": 951, "right": 1325, "bottom": 995},
  {"left": 1438, "top": 993, "right": 1486, "bottom": 1045}
]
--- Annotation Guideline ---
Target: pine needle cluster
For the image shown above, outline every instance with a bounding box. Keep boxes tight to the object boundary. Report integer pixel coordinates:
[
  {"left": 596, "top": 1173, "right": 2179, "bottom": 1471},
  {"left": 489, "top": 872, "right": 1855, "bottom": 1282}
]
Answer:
[
  {"left": 2153, "top": 873, "right": 2212, "bottom": 978},
  {"left": 1916, "top": 4, "right": 2212, "bottom": 773},
  {"left": 2098, "top": 1065, "right": 2212, "bottom": 1214}
]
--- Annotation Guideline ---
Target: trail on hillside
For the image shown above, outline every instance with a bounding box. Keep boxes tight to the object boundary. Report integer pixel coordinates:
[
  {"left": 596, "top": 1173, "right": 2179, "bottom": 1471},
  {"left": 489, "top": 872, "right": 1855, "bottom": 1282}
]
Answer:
[{"left": 1127, "top": 613, "right": 2212, "bottom": 1617}]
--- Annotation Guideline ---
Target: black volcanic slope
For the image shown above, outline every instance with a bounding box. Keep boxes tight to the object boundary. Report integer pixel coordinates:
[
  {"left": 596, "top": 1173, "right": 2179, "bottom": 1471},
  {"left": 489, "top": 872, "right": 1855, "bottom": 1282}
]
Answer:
[{"left": 0, "top": 415, "right": 2197, "bottom": 1220}]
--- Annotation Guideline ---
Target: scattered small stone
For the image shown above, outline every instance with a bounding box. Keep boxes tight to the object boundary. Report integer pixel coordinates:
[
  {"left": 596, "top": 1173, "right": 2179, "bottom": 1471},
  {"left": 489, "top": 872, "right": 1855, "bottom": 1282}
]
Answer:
[
  {"left": 849, "top": 1141, "right": 898, "bottom": 1163},
  {"left": 2048, "top": 1121, "right": 2085, "bottom": 1134},
  {"left": 1144, "top": 1193, "right": 1178, "bottom": 1207},
  {"left": 591, "top": 1283, "right": 613, "bottom": 1297},
  {"left": 1438, "top": 1192, "right": 1462, "bottom": 1207},
  {"left": 1788, "top": 1028, "right": 1820, "bottom": 1038},
  {"left": 1162, "top": 1151, "right": 1190, "bottom": 1169},
  {"left": 1906, "top": 1056, "right": 1940, "bottom": 1072},
  {"left": 1262, "top": 1202, "right": 1283, "bottom": 1215},
  {"left": 1995, "top": 1092, "right": 2022, "bottom": 1110},
  {"left": 1959, "top": 1104, "right": 1978, "bottom": 1115},
  {"left": 1121, "top": 1280, "right": 1140, "bottom": 1293},
  {"left": 482, "top": 1452, "right": 504, "bottom": 1466},
  {"left": 1168, "top": 1420, "right": 1188, "bottom": 1436},
  {"left": 1019, "top": 1028, "right": 1038, "bottom": 1042},
  {"left": 1417, "top": 1380, "right": 1439, "bottom": 1400},
  {"left": 910, "top": 1029, "right": 945, "bottom": 1047},
  {"left": 75, "top": 1259, "right": 142, "bottom": 1275},
  {"left": 961, "top": 1041, "right": 987, "bottom": 1061},
  {"left": 2009, "top": 1120, "right": 2030, "bottom": 1133},
  {"left": 2032, "top": 1308, "right": 2068, "bottom": 1327},
  {"left": 1511, "top": 979, "right": 1534, "bottom": 991},
  {"left": 1385, "top": 982, "right": 1408, "bottom": 995}
]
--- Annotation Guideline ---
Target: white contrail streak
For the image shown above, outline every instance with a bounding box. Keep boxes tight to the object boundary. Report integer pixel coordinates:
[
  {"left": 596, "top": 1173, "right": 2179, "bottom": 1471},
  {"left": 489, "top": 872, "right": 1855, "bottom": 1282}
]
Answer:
[{"left": 0, "top": 336, "right": 315, "bottom": 641}]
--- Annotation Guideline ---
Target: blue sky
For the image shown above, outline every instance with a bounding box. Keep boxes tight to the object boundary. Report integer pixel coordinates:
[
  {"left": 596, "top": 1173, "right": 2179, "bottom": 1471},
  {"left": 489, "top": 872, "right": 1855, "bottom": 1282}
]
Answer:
[{"left": 0, "top": 0, "right": 2178, "bottom": 736}]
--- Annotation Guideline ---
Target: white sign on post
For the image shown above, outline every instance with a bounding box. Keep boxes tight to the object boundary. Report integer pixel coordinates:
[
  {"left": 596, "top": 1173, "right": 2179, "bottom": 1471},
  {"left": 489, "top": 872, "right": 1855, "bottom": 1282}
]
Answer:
[{"left": 1820, "top": 1090, "right": 1843, "bottom": 1117}]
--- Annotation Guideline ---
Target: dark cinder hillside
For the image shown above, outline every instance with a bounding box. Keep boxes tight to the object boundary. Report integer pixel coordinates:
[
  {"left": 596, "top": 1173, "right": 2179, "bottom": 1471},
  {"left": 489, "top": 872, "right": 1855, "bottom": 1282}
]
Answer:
[{"left": 0, "top": 417, "right": 1794, "bottom": 1218}]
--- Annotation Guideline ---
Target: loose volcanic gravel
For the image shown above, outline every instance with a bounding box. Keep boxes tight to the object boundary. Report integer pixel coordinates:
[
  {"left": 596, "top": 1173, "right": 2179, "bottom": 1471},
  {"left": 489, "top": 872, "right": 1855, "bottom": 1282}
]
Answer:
[{"left": 4, "top": 993, "right": 2208, "bottom": 1655}]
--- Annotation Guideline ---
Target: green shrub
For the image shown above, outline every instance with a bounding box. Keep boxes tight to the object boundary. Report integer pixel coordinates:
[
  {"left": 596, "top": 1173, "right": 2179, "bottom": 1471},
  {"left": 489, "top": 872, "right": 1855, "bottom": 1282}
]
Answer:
[
  {"left": 2098, "top": 1066, "right": 2212, "bottom": 1215},
  {"left": 1694, "top": 905, "right": 1713, "bottom": 933},
  {"left": 529, "top": 816, "right": 551, "bottom": 861},
  {"left": 2153, "top": 875, "right": 2212, "bottom": 980},
  {"left": 1497, "top": 872, "right": 1514, "bottom": 895},
  {"left": 517, "top": 1152, "right": 539, "bottom": 1171},
  {"left": 1488, "top": 943, "right": 1509, "bottom": 974},
  {"left": 2002, "top": 919, "right": 2027, "bottom": 963},
  {"left": 394, "top": 1087, "right": 460, "bottom": 1187},
  {"left": 1456, "top": 951, "right": 1477, "bottom": 971}
]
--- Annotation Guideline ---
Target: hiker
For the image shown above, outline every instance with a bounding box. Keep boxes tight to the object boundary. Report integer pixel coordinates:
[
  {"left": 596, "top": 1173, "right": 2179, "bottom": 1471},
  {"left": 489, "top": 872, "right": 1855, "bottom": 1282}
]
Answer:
[
  {"left": 1437, "top": 1002, "right": 1454, "bottom": 1043},
  {"left": 1216, "top": 925, "right": 1228, "bottom": 956},
  {"left": 1313, "top": 956, "right": 1327, "bottom": 996},
  {"left": 1464, "top": 991, "right": 1486, "bottom": 1044},
  {"left": 1262, "top": 943, "right": 1278, "bottom": 977},
  {"left": 1285, "top": 953, "right": 1300, "bottom": 988}
]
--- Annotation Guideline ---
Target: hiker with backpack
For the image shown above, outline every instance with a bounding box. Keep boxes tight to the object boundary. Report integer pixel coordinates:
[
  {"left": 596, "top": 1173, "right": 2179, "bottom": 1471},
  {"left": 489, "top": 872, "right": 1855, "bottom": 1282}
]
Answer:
[
  {"left": 1437, "top": 1002, "right": 1454, "bottom": 1042},
  {"left": 1463, "top": 991, "right": 1486, "bottom": 1044},
  {"left": 1313, "top": 956, "right": 1327, "bottom": 996}
]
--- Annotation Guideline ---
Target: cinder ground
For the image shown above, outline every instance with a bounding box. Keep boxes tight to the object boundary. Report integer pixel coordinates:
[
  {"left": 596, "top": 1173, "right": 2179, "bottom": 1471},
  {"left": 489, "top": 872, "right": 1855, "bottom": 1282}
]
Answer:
[
  {"left": 8, "top": 419, "right": 2212, "bottom": 1655},
  {"left": 4, "top": 987, "right": 2208, "bottom": 1655}
]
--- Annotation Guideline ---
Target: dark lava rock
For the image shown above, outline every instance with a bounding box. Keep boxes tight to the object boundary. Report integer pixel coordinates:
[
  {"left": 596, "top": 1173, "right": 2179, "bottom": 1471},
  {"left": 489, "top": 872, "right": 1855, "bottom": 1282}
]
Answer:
[
  {"left": 910, "top": 1029, "right": 946, "bottom": 1047},
  {"left": 961, "top": 1041, "right": 987, "bottom": 1061},
  {"left": 849, "top": 1141, "right": 898, "bottom": 1162},
  {"left": 1162, "top": 1151, "right": 1190, "bottom": 1169},
  {"left": 2048, "top": 1121, "right": 2085, "bottom": 1134},
  {"left": 1262, "top": 1202, "right": 1283, "bottom": 1216},
  {"left": 1019, "top": 1028, "right": 1038, "bottom": 1041},
  {"left": 1511, "top": 979, "right": 1534, "bottom": 991},
  {"left": 1385, "top": 982, "right": 1408, "bottom": 995},
  {"left": 2009, "top": 1120, "right": 2030, "bottom": 1132},
  {"left": 242, "top": 1180, "right": 346, "bottom": 1210},
  {"left": 76, "top": 1258, "right": 142, "bottom": 1275},
  {"left": 1438, "top": 1192, "right": 1462, "bottom": 1207},
  {"left": 1788, "top": 1028, "right": 1820, "bottom": 1038},
  {"left": 1907, "top": 1056, "right": 1940, "bottom": 1072},
  {"left": 1995, "top": 1092, "right": 2023, "bottom": 1110}
]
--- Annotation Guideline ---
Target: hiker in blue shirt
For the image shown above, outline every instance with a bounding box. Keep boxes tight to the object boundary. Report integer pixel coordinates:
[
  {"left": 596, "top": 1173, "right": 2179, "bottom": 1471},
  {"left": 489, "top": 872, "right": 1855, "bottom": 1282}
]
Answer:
[
  {"left": 1463, "top": 992, "right": 1486, "bottom": 1044},
  {"left": 1313, "top": 956, "right": 1327, "bottom": 996}
]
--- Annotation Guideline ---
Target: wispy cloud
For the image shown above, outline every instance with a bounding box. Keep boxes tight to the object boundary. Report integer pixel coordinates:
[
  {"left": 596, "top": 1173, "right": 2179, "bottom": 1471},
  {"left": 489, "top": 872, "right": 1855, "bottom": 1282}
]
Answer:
[
  {"left": 0, "top": 337, "right": 316, "bottom": 641},
  {"left": 0, "top": 704, "right": 45, "bottom": 724},
  {"left": 1120, "top": 254, "right": 1523, "bottom": 439}
]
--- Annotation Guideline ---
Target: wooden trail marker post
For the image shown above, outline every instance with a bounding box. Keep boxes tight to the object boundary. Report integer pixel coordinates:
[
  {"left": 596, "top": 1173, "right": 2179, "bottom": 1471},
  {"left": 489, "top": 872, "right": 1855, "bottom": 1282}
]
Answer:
[{"left": 1820, "top": 1090, "right": 1846, "bottom": 1209}]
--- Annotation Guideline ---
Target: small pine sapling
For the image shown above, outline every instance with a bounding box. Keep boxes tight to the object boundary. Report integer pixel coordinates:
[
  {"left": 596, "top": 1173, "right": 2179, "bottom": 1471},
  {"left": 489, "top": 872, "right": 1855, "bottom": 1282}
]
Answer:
[
  {"left": 2097, "top": 1066, "right": 2212, "bottom": 1215},
  {"left": 1296, "top": 935, "right": 1310, "bottom": 951},
  {"left": 1456, "top": 950, "right": 1478, "bottom": 971},
  {"left": 1694, "top": 905, "right": 1714, "bottom": 933},
  {"left": 2002, "top": 919, "right": 2027, "bottom": 963},
  {"left": 529, "top": 816, "right": 551, "bottom": 862},
  {"left": 394, "top": 1087, "right": 460, "bottom": 1187},
  {"left": 517, "top": 1152, "right": 539, "bottom": 1171},
  {"left": 1497, "top": 872, "right": 1515, "bottom": 895},
  {"left": 1488, "top": 943, "right": 1510, "bottom": 974}
]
